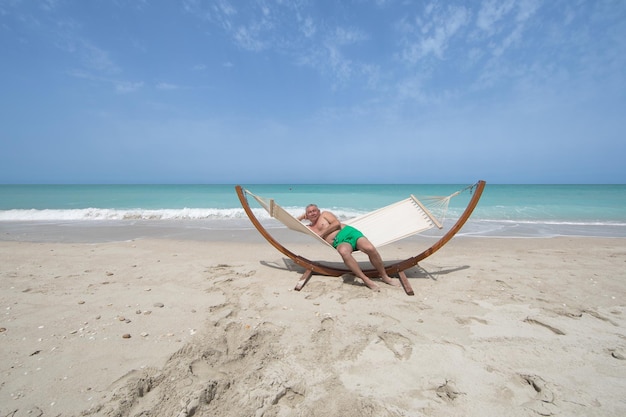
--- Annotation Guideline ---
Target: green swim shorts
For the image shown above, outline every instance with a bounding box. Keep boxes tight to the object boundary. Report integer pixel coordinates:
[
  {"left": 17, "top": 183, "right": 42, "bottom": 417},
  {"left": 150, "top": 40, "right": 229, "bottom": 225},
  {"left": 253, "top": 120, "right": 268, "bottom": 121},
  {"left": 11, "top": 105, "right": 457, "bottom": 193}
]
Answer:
[{"left": 332, "top": 225, "right": 364, "bottom": 250}]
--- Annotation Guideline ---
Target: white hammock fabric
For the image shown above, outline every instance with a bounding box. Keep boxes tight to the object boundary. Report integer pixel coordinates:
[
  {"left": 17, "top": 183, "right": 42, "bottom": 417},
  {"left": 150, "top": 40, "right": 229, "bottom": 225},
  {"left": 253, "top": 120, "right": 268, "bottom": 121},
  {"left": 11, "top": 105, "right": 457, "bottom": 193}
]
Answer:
[{"left": 246, "top": 191, "right": 445, "bottom": 248}]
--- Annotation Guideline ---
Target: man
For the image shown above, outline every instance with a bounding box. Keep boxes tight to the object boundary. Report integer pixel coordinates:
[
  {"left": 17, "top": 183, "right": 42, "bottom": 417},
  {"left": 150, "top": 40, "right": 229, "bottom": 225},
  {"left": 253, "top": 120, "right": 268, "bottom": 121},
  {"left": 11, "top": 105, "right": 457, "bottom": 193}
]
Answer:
[{"left": 299, "top": 204, "right": 400, "bottom": 291}]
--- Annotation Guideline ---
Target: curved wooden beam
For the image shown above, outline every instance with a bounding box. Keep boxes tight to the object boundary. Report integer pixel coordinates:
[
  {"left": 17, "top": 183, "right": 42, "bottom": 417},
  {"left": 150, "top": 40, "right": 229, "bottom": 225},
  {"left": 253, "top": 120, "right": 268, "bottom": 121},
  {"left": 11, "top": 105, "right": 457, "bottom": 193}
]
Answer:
[
  {"left": 236, "top": 180, "right": 485, "bottom": 282},
  {"left": 235, "top": 185, "right": 346, "bottom": 277}
]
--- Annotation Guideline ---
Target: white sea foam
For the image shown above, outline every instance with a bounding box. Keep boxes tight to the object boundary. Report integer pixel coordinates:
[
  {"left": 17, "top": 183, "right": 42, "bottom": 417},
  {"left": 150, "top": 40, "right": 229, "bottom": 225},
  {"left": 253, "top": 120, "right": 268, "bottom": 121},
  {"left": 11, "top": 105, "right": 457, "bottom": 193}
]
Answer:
[
  {"left": 2, "top": 209, "right": 625, "bottom": 238},
  {"left": 0, "top": 208, "right": 251, "bottom": 221},
  {"left": 1, "top": 207, "right": 623, "bottom": 225},
  {"left": 0, "top": 206, "right": 368, "bottom": 222},
  {"left": 476, "top": 219, "right": 626, "bottom": 227}
]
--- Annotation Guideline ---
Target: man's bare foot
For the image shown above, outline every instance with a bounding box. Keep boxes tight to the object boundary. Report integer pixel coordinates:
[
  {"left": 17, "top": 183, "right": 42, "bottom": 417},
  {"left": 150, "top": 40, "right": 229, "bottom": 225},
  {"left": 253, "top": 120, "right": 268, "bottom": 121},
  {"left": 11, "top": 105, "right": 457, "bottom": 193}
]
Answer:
[
  {"left": 382, "top": 276, "right": 401, "bottom": 287},
  {"left": 362, "top": 278, "right": 380, "bottom": 291}
]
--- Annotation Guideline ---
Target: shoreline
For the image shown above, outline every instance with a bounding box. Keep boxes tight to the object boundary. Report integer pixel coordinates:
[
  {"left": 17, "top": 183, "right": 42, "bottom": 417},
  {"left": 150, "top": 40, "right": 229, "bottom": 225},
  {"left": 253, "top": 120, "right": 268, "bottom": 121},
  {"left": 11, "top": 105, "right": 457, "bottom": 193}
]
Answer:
[
  {"left": 2, "top": 219, "right": 626, "bottom": 244},
  {"left": 1, "top": 236, "right": 625, "bottom": 416}
]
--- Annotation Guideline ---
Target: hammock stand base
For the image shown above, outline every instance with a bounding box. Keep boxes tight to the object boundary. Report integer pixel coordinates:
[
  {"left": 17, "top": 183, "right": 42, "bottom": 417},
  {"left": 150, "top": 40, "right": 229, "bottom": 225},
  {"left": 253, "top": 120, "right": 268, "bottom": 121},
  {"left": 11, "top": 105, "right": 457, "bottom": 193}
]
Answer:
[
  {"left": 294, "top": 268, "right": 415, "bottom": 295},
  {"left": 235, "top": 180, "right": 485, "bottom": 296}
]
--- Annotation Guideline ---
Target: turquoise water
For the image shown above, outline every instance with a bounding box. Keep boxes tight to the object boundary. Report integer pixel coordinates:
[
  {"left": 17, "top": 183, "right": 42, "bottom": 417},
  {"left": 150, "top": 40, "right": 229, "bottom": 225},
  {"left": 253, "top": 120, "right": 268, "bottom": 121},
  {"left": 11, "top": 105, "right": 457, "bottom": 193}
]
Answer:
[{"left": 1, "top": 183, "right": 625, "bottom": 237}]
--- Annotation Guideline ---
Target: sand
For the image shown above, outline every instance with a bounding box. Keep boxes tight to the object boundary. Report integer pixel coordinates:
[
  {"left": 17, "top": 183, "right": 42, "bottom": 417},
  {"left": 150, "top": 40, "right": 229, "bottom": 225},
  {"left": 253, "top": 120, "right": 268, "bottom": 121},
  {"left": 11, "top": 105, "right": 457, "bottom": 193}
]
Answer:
[{"left": 1, "top": 235, "right": 625, "bottom": 417}]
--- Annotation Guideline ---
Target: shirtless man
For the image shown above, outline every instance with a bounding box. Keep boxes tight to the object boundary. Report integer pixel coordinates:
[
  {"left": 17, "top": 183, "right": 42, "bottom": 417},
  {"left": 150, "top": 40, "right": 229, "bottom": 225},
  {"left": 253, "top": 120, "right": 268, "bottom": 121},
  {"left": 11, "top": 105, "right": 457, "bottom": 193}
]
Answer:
[{"left": 299, "top": 204, "right": 400, "bottom": 291}]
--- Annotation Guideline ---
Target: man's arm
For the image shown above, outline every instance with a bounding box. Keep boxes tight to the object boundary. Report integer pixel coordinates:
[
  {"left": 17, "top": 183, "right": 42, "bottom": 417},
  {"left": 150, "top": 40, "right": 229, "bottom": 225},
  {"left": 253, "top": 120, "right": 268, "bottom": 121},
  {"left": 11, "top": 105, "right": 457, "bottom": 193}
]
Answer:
[{"left": 316, "top": 211, "right": 342, "bottom": 239}]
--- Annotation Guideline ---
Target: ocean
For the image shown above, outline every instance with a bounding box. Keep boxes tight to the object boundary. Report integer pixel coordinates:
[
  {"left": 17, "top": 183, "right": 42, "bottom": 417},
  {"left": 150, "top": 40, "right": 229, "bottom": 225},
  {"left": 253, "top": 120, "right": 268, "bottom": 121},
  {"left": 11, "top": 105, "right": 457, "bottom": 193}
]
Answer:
[{"left": 1, "top": 183, "right": 625, "bottom": 239}]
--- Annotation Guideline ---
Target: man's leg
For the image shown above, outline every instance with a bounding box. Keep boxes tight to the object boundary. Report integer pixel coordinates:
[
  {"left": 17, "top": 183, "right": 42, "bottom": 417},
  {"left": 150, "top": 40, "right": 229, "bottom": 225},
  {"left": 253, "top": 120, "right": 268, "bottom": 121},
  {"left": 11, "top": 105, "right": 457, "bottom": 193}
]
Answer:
[
  {"left": 356, "top": 238, "right": 400, "bottom": 287},
  {"left": 336, "top": 243, "right": 380, "bottom": 290}
]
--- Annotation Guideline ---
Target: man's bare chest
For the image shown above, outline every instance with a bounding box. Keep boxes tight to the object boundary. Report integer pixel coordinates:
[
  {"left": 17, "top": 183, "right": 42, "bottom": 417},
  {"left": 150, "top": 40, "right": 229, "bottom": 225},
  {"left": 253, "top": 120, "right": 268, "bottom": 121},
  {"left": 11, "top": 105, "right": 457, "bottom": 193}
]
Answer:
[{"left": 310, "top": 218, "right": 330, "bottom": 233}]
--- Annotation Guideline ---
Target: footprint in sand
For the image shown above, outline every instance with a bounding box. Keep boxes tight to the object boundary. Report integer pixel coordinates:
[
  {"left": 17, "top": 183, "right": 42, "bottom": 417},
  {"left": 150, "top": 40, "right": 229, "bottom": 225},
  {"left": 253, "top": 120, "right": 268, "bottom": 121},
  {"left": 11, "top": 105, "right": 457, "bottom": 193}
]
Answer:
[
  {"left": 273, "top": 387, "right": 305, "bottom": 408},
  {"left": 311, "top": 316, "right": 335, "bottom": 343},
  {"left": 553, "top": 307, "right": 621, "bottom": 327},
  {"left": 205, "top": 264, "right": 256, "bottom": 279},
  {"left": 582, "top": 309, "right": 620, "bottom": 326},
  {"left": 378, "top": 331, "right": 413, "bottom": 360},
  {"left": 519, "top": 373, "right": 558, "bottom": 415},
  {"left": 524, "top": 317, "right": 566, "bottom": 335},
  {"left": 435, "top": 379, "right": 464, "bottom": 402},
  {"left": 455, "top": 316, "right": 488, "bottom": 325},
  {"left": 320, "top": 316, "right": 334, "bottom": 331},
  {"left": 189, "top": 359, "right": 220, "bottom": 380}
]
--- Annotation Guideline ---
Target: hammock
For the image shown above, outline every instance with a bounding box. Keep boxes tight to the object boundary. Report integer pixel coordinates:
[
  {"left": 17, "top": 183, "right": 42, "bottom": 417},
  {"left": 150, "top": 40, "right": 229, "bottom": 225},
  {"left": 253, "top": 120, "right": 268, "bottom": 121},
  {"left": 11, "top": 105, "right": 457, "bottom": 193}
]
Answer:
[
  {"left": 236, "top": 181, "right": 486, "bottom": 295},
  {"left": 246, "top": 191, "right": 451, "bottom": 248}
]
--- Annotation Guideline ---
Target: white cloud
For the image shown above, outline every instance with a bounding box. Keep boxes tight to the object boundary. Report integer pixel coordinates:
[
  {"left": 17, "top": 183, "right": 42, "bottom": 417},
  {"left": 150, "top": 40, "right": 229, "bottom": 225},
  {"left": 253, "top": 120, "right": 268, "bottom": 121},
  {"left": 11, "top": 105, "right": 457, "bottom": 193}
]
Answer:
[
  {"left": 67, "top": 69, "right": 143, "bottom": 94},
  {"left": 156, "top": 82, "right": 178, "bottom": 90},
  {"left": 401, "top": 4, "right": 470, "bottom": 64},
  {"left": 515, "top": 0, "right": 540, "bottom": 23},
  {"left": 295, "top": 26, "right": 368, "bottom": 88},
  {"left": 181, "top": 1, "right": 371, "bottom": 87},
  {"left": 40, "top": 0, "right": 60, "bottom": 12},
  {"left": 325, "top": 44, "right": 352, "bottom": 87},
  {"left": 476, "top": 0, "right": 515, "bottom": 34},
  {"left": 80, "top": 40, "right": 119, "bottom": 74},
  {"left": 233, "top": 25, "right": 266, "bottom": 51},
  {"left": 300, "top": 16, "right": 316, "bottom": 38},
  {"left": 476, "top": 0, "right": 539, "bottom": 57},
  {"left": 115, "top": 81, "right": 144, "bottom": 93},
  {"left": 332, "top": 26, "right": 367, "bottom": 46}
]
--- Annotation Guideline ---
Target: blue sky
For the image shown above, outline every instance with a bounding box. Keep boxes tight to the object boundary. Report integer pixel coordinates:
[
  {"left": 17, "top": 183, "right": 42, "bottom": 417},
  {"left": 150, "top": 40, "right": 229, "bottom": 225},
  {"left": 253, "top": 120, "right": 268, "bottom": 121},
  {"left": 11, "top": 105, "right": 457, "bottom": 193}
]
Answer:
[{"left": 1, "top": 0, "right": 624, "bottom": 184}]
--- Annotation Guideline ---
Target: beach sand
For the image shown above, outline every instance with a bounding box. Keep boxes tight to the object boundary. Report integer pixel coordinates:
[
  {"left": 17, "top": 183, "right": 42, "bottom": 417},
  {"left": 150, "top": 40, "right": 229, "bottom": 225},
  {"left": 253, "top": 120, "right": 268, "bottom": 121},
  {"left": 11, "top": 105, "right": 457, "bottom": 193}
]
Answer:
[{"left": 1, "top": 235, "right": 625, "bottom": 416}]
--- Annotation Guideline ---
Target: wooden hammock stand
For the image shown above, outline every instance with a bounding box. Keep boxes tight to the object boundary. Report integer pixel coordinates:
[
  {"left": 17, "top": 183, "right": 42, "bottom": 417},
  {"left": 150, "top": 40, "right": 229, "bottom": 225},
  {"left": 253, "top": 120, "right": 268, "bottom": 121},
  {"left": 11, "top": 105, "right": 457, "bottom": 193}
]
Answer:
[{"left": 235, "top": 180, "right": 485, "bottom": 296}]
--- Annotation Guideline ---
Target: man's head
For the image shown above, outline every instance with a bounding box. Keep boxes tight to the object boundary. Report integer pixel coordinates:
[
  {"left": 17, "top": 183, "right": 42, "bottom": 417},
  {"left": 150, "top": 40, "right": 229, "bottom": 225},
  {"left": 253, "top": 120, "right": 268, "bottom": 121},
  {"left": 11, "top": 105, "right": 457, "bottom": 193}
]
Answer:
[{"left": 305, "top": 204, "right": 320, "bottom": 221}]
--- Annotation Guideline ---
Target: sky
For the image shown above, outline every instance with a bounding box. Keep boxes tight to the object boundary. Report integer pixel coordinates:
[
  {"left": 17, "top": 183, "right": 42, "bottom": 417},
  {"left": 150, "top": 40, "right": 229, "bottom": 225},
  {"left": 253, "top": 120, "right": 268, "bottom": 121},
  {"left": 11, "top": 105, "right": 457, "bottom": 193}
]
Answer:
[{"left": 1, "top": 0, "right": 625, "bottom": 184}]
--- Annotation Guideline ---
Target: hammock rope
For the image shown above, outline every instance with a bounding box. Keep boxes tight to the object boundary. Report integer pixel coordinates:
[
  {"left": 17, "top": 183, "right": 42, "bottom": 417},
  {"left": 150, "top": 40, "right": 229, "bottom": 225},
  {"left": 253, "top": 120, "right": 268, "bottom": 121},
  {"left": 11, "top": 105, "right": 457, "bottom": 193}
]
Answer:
[{"left": 416, "top": 183, "right": 479, "bottom": 225}]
